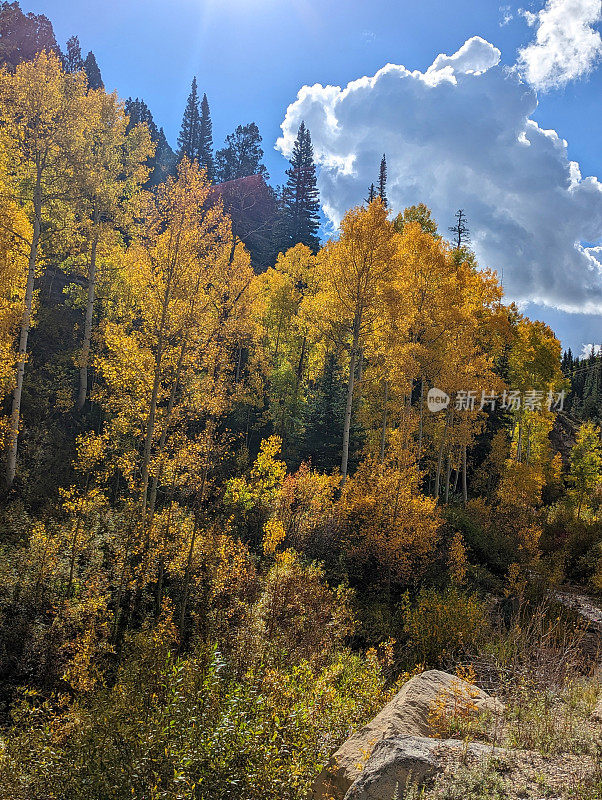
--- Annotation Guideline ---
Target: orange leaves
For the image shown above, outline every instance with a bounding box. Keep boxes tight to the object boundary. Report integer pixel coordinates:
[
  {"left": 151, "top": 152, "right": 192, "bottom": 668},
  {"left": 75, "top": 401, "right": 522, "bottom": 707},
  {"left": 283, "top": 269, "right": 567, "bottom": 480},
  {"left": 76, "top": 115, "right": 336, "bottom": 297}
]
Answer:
[
  {"left": 403, "top": 585, "right": 488, "bottom": 665},
  {"left": 339, "top": 460, "right": 441, "bottom": 585},
  {"left": 249, "top": 549, "right": 355, "bottom": 669},
  {"left": 448, "top": 531, "right": 469, "bottom": 586},
  {"left": 92, "top": 160, "right": 256, "bottom": 508},
  {"left": 0, "top": 182, "right": 30, "bottom": 409},
  {"left": 316, "top": 199, "right": 397, "bottom": 338},
  {"left": 262, "top": 519, "right": 286, "bottom": 555}
]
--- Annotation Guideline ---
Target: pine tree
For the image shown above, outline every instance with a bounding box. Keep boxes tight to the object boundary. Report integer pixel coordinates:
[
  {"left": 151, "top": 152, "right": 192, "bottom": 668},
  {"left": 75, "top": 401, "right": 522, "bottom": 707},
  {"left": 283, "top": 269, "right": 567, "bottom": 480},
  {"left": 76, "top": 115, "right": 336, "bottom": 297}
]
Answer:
[
  {"left": 125, "top": 97, "right": 176, "bottom": 186},
  {"left": 301, "top": 352, "right": 350, "bottom": 470},
  {"left": 366, "top": 183, "right": 376, "bottom": 204},
  {"left": 177, "top": 77, "right": 201, "bottom": 162},
  {"left": 281, "top": 122, "right": 320, "bottom": 252},
  {"left": 215, "top": 122, "right": 268, "bottom": 183},
  {"left": 378, "top": 154, "right": 388, "bottom": 207},
  {"left": 154, "top": 127, "right": 178, "bottom": 184},
  {"left": 83, "top": 51, "right": 103, "bottom": 89},
  {"left": 449, "top": 209, "right": 470, "bottom": 250},
  {"left": 198, "top": 93, "right": 214, "bottom": 180},
  {"left": 64, "top": 35, "right": 83, "bottom": 73},
  {"left": 0, "top": 1, "right": 59, "bottom": 68}
]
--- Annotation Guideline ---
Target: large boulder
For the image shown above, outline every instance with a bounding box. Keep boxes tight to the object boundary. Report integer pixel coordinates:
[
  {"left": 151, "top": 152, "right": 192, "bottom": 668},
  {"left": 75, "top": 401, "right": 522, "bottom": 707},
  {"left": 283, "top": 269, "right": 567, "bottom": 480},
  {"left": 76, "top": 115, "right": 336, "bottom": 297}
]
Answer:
[
  {"left": 343, "top": 736, "right": 494, "bottom": 800},
  {"left": 312, "top": 669, "right": 502, "bottom": 800}
]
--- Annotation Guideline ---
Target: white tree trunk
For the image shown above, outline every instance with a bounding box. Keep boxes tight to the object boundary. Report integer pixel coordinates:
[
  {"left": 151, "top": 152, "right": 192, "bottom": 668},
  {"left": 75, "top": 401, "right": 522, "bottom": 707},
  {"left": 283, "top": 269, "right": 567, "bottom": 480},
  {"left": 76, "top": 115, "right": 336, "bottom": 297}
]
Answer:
[{"left": 6, "top": 202, "right": 40, "bottom": 487}]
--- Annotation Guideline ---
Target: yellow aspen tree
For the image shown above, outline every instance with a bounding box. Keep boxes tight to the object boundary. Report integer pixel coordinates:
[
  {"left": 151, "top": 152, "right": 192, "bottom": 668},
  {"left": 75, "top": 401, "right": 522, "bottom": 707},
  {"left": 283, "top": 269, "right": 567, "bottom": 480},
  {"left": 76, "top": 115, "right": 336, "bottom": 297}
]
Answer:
[
  {"left": 359, "top": 218, "right": 503, "bottom": 502},
  {"left": 374, "top": 221, "right": 459, "bottom": 471},
  {"left": 0, "top": 52, "right": 91, "bottom": 486},
  {"left": 507, "top": 316, "right": 564, "bottom": 464},
  {"left": 0, "top": 179, "right": 31, "bottom": 447},
  {"left": 315, "top": 199, "right": 397, "bottom": 485},
  {"left": 569, "top": 422, "right": 602, "bottom": 519},
  {"left": 254, "top": 243, "right": 319, "bottom": 439},
  {"left": 72, "top": 88, "right": 153, "bottom": 410},
  {"left": 93, "top": 159, "right": 254, "bottom": 519}
]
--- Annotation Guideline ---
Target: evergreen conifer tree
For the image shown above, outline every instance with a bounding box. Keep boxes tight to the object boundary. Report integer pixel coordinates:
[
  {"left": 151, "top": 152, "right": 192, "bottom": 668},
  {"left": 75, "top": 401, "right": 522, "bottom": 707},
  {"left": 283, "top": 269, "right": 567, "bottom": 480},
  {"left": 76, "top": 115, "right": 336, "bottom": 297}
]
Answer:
[
  {"left": 63, "top": 34, "right": 83, "bottom": 73},
  {"left": 125, "top": 97, "right": 176, "bottom": 185},
  {"left": 215, "top": 122, "right": 268, "bottom": 183},
  {"left": 0, "top": 2, "right": 59, "bottom": 68},
  {"left": 281, "top": 121, "right": 320, "bottom": 252},
  {"left": 83, "top": 51, "right": 103, "bottom": 89},
  {"left": 177, "top": 76, "right": 201, "bottom": 162},
  {"left": 198, "top": 92, "right": 214, "bottom": 180},
  {"left": 378, "top": 153, "right": 388, "bottom": 207},
  {"left": 449, "top": 209, "right": 471, "bottom": 250}
]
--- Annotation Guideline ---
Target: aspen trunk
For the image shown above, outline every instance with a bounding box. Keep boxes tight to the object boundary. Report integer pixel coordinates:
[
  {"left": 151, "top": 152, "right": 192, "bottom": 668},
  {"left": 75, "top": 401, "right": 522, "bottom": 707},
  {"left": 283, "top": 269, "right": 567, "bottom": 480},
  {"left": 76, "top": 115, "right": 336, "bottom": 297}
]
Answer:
[
  {"left": 6, "top": 193, "right": 40, "bottom": 487},
  {"left": 444, "top": 453, "right": 451, "bottom": 504},
  {"left": 341, "top": 310, "right": 362, "bottom": 487},
  {"left": 434, "top": 410, "right": 450, "bottom": 499},
  {"left": 235, "top": 345, "right": 243, "bottom": 383},
  {"left": 462, "top": 444, "right": 468, "bottom": 506},
  {"left": 140, "top": 339, "right": 164, "bottom": 517},
  {"left": 274, "top": 308, "right": 284, "bottom": 359},
  {"left": 78, "top": 212, "right": 100, "bottom": 411},
  {"left": 65, "top": 518, "right": 83, "bottom": 600},
  {"left": 417, "top": 378, "right": 424, "bottom": 462},
  {"left": 379, "top": 378, "right": 388, "bottom": 464},
  {"left": 147, "top": 340, "right": 187, "bottom": 521},
  {"left": 140, "top": 218, "right": 183, "bottom": 515},
  {"left": 179, "top": 470, "right": 206, "bottom": 641},
  {"left": 295, "top": 335, "right": 307, "bottom": 389},
  {"left": 140, "top": 268, "right": 174, "bottom": 516}
]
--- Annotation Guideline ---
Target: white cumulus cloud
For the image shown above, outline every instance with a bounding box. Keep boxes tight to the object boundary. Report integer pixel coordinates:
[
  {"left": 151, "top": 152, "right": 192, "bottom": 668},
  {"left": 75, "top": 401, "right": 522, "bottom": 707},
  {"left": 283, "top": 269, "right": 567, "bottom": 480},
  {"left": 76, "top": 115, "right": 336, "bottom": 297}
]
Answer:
[
  {"left": 277, "top": 36, "right": 602, "bottom": 314},
  {"left": 516, "top": 0, "right": 602, "bottom": 90}
]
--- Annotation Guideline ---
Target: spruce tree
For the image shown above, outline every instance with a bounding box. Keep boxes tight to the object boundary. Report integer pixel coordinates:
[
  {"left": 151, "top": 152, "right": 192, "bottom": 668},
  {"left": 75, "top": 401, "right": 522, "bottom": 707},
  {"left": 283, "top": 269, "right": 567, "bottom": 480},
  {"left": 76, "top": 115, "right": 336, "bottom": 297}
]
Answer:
[
  {"left": 300, "top": 352, "right": 364, "bottom": 471},
  {"left": 366, "top": 183, "right": 376, "bottom": 204},
  {"left": 198, "top": 93, "right": 214, "bottom": 180},
  {"left": 281, "top": 121, "right": 320, "bottom": 252},
  {"left": 125, "top": 97, "right": 159, "bottom": 139},
  {"left": 83, "top": 51, "right": 103, "bottom": 89},
  {"left": 215, "top": 122, "right": 268, "bottom": 183},
  {"left": 449, "top": 209, "right": 471, "bottom": 250},
  {"left": 378, "top": 154, "right": 388, "bottom": 207},
  {"left": 177, "top": 77, "right": 201, "bottom": 162},
  {"left": 0, "top": 2, "right": 59, "bottom": 68},
  {"left": 125, "top": 97, "right": 176, "bottom": 186},
  {"left": 64, "top": 34, "right": 83, "bottom": 73}
]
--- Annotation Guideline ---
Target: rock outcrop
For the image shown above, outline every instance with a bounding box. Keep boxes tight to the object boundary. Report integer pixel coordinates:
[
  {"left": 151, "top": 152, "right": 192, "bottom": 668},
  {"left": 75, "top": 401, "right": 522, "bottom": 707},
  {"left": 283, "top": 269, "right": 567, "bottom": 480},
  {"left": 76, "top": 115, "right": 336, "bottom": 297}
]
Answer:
[
  {"left": 311, "top": 669, "right": 502, "bottom": 800},
  {"left": 343, "top": 736, "right": 494, "bottom": 800}
]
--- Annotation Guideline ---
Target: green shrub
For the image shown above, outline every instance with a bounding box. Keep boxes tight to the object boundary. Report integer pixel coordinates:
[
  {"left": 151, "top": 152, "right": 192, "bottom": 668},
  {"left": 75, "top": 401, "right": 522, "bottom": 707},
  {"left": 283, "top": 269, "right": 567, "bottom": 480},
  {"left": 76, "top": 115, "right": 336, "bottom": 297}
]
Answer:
[
  {"left": 402, "top": 586, "right": 489, "bottom": 667},
  {"left": 0, "top": 633, "right": 389, "bottom": 800}
]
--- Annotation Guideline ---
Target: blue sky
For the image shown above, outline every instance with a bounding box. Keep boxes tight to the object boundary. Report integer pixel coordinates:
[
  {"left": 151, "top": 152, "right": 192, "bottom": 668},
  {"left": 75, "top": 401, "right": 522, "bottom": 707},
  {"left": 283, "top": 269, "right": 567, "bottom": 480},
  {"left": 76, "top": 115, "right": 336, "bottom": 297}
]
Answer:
[{"left": 23, "top": 0, "right": 602, "bottom": 353}]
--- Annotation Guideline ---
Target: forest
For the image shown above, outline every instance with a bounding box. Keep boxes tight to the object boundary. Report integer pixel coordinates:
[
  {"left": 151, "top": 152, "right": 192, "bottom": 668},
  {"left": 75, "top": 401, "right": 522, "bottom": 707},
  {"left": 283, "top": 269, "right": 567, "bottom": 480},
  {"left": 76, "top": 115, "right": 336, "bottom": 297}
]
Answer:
[{"left": 0, "top": 3, "right": 601, "bottom": 799}]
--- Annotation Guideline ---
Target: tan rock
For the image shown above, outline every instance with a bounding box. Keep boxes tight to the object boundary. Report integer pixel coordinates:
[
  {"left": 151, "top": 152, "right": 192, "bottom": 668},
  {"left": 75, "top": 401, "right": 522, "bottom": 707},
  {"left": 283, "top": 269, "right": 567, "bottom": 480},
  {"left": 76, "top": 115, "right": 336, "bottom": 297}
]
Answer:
[
  {"left": 343, "top": 735, "right": 495, "bottom": 800},
  {"left": 311, "top": 669, "right": 502, "bottom": 800}
]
